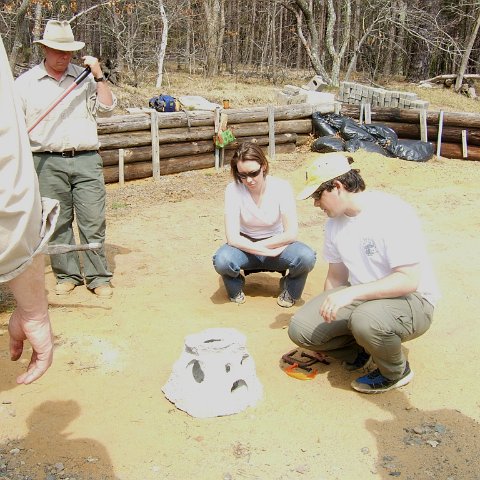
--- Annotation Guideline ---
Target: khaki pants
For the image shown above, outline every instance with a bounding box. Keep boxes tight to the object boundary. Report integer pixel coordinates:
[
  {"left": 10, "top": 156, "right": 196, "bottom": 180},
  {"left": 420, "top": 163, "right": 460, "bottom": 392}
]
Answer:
[
  {"left": 33, "top": 152, "right": 112, "bottom": 290},
  {"left": 288, "top": 287, "right": 434, "bottom": 380}
]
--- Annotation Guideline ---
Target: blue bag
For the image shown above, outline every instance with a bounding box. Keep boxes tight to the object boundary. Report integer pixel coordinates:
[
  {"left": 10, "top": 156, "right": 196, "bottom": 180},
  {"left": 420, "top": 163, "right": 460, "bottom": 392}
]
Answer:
[{"left": 149, "top": 94, "right": 176, "bottom": 112}]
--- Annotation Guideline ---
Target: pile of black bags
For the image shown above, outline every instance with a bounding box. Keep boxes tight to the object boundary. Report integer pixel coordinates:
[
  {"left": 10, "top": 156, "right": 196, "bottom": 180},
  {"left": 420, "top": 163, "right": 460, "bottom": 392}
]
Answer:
[{"left": 311, "top": 112, "right": 434, "bottom": 162}]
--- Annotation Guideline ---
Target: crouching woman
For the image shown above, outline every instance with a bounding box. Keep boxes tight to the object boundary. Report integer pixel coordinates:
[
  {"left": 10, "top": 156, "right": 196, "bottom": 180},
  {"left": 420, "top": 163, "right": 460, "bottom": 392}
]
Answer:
[{"left": 213, "top": 142, "right": 316, "bottom": 307}]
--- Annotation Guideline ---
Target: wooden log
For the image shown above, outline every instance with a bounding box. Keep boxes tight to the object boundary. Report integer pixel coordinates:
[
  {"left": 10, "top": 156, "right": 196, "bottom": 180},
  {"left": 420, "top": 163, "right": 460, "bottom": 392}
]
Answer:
[
  {"left": 154, "top": 119, "right": 311, "bottom": 144},
  {"left": 103, "top": 143, "right": 297, "bottom": 183},
  {"left": 342, "top": 105, "right": 480, "bottom": 129},
  {"left": 431, "top": 141, "right": 480, "bottom": 161},
  {"left": 376, "top": 121, "right": 480, "bottom": 147},
  {"left": 99, "top": 130, "right": 151, "bottom": 149},
  {"left": 97, "top": 104, "right": 317, "bottom": 134},
  {"left": 97, "top": 114, "right": 150, "bottom": 134},
  {"left": 100, "top": 133, "right": 298, "bottom": 167}
]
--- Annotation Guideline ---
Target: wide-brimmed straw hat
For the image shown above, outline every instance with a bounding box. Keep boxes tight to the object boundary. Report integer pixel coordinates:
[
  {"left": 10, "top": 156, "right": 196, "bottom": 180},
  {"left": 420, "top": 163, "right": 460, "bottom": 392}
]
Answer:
[
  {"left": 297, "top": 152, "right": 352, "bottom": 200},
  {"left": 34, "top": 20, "right": 85, "bottom": 51}
]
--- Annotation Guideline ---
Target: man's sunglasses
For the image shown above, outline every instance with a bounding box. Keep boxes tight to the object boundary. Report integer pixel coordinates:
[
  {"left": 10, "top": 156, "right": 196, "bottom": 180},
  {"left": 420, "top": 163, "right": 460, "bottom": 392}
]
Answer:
[{"left": 237, "top": 167, "right": 262, "bottom": 180}]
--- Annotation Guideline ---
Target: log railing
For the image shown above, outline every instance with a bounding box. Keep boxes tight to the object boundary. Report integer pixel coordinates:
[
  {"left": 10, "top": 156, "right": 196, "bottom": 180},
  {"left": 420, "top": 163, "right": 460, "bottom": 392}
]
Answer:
[
  {"left": 97, "top": 102, "right": 479, "bottom": 184},
  {"left": 97, "top": 103, "right": 322, "bottom": 183}
]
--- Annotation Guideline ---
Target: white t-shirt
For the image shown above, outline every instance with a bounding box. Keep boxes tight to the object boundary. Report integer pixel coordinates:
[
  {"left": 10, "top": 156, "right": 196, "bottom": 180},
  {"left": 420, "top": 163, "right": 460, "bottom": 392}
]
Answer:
[
  {"left": 323, "top": 191, "right": 440, "bottom": 306},
  {"left": 224, "top": 176, "right": 297, "bottom": 239}
]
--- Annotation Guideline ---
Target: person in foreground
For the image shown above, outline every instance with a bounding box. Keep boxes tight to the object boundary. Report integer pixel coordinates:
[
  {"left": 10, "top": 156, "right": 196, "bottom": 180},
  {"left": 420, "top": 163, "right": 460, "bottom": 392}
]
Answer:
[
  {"left": 1, "top": 35, "right": 58, "bottom": 384},
  {"left": 15, "top": 20, "right": 117, "bottom": 298},
  {"left": 213, "top": 142, "right": 316, "bottom": 307},
  {"left": 288, "top": 152, "right": 440, "bottom": 393}
]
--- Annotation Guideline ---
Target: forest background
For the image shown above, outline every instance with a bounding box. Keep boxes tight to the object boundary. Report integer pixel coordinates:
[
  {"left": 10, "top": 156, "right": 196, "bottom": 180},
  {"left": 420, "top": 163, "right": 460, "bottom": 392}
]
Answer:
[{"left": 1, "top": 0, "right": 480, "bottom": 98}]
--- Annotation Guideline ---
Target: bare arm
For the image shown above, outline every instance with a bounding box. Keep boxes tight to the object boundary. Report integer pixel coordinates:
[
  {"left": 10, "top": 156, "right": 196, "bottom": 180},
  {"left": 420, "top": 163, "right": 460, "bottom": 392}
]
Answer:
[
  {"left": 225, "top": 213, "right": 286, "bottom": 256},
  {"left": 321, "top": 263, "right": 420, "bottom": 323},
  {"left": 82, "top": 55, "right": 114, "bottom": 106}
]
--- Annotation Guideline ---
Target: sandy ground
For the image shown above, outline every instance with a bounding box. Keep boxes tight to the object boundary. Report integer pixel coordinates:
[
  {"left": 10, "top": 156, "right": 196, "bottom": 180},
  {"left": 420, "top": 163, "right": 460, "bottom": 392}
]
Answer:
[{"left": 1, "top": 150, "right": 479, "bottom": 480}]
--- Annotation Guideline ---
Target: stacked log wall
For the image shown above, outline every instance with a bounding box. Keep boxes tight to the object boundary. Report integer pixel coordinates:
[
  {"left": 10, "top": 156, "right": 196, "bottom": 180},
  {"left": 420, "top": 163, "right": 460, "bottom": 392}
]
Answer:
[
  {"left": 97, "top": 104, "right": 319, "bottom": 184},
  {"left": 97, "top": 103, "right": 479, "bottom": 184}
]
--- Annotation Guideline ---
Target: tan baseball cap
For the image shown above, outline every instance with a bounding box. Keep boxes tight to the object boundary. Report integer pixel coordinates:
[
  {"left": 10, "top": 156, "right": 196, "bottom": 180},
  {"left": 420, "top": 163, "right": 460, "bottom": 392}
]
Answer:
[
  {"left": 297, "top": 152, "right": 352, "bottom": 200},
  {"left": 34, "top": 20, "right": 85, "bottom": 51}
]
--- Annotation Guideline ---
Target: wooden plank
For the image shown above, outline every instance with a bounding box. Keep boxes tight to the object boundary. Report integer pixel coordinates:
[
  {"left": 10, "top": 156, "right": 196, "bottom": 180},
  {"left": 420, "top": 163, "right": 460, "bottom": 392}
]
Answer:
[
  {"left": 420, "top": 108, "right": 428, "bottom": 142},
  {"left": 436, "top": 111, "right": 444, "bottom": 157},
  {"left": 151, "top": 111, "right": 160, "bottom": 179},
  {"left": 118, "top": 148, "right": 125, "bottom": 187},
  {"left": 462, "top": 130, "right": 468, "bottom": 158},
  {"left": 268, "top": 105, "right": 275, "bottom": 160}
]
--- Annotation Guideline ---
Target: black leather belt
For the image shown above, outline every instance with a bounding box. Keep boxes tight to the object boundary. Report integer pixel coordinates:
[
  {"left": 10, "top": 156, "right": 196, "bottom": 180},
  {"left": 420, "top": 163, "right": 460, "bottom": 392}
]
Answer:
[{"left": 39, "top": 150, "right": 95, "bottom": 158}]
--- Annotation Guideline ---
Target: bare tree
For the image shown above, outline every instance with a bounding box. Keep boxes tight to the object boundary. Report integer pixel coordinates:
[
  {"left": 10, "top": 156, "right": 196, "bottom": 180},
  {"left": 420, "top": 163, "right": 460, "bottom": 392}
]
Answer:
[
  {"left": 155, "top": 0, "right": 168, "bottom": 87},
  {"left": 8, "top": 0, "right": 30, "bottom": 69},
  {"left": 202, "top": 0, "right": 225, "bottom": 75},
  {"left": 455, "top": 6, "right": 480, "bottom": 91}
]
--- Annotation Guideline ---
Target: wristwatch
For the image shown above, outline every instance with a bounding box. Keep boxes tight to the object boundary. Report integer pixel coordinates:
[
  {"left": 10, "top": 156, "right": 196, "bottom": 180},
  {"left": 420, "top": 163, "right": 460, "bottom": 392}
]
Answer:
[{"left": 94, "top": 75, "right": 106, "bottom": 82}]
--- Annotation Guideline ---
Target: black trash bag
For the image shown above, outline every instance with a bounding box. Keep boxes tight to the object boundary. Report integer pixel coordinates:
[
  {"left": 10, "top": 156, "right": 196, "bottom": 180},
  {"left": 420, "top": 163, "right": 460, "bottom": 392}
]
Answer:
[
  {"left": 345, "top": 138, "right": 393, "bottom": 157},
  {"left": 390, "top": 139, "right": 434, "bottom": 162},
  {"left": 311, "top": 135, "right": 345, "bottom": 153},
  {"left": 363, "top": 124, "right": 399, "bottom": 149},
  {"left": 321, "top": 113, "right": 347, "bottom": 131},
  {"left": 312, "top": 112, "right": 338, "bottom": 137},
  {"left": 340, "top": 119, "right": 377, "bottom": 142}
]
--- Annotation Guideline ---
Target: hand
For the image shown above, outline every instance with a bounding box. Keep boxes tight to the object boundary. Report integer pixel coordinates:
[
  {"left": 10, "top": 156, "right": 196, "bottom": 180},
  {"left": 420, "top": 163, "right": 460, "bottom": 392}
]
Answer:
[
  {"left": 82, "top": 55, "right": 103, "bottom": 78},
  {"left": 8, "top": 310, "right": 53, "bottom": 385},
  {"left": 320, "top": 287, "right": 356, "bottom": 323}
]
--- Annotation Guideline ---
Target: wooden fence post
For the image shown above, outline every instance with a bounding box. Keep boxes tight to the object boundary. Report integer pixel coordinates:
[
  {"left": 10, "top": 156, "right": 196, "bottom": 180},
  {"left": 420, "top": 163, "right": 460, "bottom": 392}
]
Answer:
[
  {"left": 462, "top": 130, "right": 468, "bottom": 158},
  {"left": 118, "top": 148, "right": 125, "bottom": 187},
  {"left": 268, "top": 105, "right": 275, "bottom": 160},
  {"left": 420, "top": 108, "right": 428, "bottom": 142},
  {"left": 214, "top": 107, "right": 221, "bottom": 170},
  {"left": 436, "top": 111, "right": 444, "bottom": 157},
  {"left": 364, "top": 103, "right": 371, "bottom": 124},
  {"left": 150, "top": 111, "right": 160, "bottom": 179}
]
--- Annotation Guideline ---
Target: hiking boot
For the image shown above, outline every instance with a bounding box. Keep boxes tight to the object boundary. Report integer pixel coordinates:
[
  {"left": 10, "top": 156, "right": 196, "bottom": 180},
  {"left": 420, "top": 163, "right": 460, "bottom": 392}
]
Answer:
[
  {"left": 230, "top": 291, "right": 246, "bottom": 304},
  {"left": 344, "top": 349, "right": 373, "bottom": 372},
  {"left": 93, "top": 284, "right": 113, "bottom": 298},
  {"left": 351, "top": 362, "right": 414, "bottom": 394},
  {"left": 55, "top": 282, "right": 76, "bottom": 295},
  {"left": 277, "top": 290, "right": 295, "bottom": 308}
]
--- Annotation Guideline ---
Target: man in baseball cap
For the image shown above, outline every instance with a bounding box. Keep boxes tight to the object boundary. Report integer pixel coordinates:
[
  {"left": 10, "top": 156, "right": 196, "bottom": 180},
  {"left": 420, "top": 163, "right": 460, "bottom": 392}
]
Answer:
[
  {"left": 296, "top": 152, "right": 353, "bottom": 201},
  {"left": 288, "top": 152, "right": 440, "bottom": 393}
]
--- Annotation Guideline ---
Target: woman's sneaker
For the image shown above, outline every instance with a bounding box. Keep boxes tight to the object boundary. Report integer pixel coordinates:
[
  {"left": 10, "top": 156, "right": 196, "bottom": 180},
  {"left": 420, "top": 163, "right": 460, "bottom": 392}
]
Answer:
[
  {"left": 351, "top": 362, "right": 414, "bottom": 394},
  {"left": 277, "top": 290, "right": 295, "bottom": 308},
  {"left": 230, "top": 291, "right": 246, "bottom": 304}
]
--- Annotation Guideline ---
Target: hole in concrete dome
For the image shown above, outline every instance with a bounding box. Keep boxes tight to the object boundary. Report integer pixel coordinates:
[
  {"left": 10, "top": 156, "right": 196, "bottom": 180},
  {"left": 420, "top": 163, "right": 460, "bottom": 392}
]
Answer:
[
  {"left": 225, "top": 363, "right": 231, "bottom": 372},
  {"left": 204, "top": 338, "right": 222, "bottom": 343},
  {"left": 240, "top": 354, "right": 249, "bottom": 365},
  {"left": 231, "top": 379, "right": 247, "bottom": 393},
  {"left": 188, "top": 359, "right": 205, "bottom": 383}
]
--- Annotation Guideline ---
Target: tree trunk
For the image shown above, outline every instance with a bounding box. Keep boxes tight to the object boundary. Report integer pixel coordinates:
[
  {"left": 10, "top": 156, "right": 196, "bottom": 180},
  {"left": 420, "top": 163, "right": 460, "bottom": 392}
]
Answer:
[
  {"left": 9, "top": 0, "right": 31, "bottom": 70},
  {"left": 155, "top": 0, "right": 169, "bottom": 88},
  {"left": 454, "top": 9, "right": 480, "bottom": 91},
  {"left": 203, "top": 0, "right": 226, "bottom": 75}
]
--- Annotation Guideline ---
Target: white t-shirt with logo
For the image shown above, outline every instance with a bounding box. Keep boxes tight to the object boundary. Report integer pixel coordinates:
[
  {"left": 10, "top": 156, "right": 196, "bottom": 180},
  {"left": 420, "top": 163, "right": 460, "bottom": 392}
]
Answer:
[
  {"left": 224, "top": 176, "right": 296, "bottom": 239},
  {"left": 323, "top": 191, "right": 440, "bottom": 306}
]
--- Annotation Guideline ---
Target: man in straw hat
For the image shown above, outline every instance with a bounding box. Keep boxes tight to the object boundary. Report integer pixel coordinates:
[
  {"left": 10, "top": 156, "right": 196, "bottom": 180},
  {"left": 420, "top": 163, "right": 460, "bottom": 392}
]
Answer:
[
  {"left": 288, "top": 152, "right": 440, "bottom": 393},
  {"left": 1, "top": 35, "right": 59, "bottom": 384},
  {"left": 15, "top": 20, "right": 116, "bottom": 298}
]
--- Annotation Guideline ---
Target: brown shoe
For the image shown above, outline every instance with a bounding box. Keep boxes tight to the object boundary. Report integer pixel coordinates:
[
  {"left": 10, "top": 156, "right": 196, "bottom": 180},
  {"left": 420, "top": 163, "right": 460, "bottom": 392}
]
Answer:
[
  {"left": 93, "top": 284, "right": 113, "bottom": 298},
  {"left": 55, "top": 282, "right": 76, "bottom": 295}
]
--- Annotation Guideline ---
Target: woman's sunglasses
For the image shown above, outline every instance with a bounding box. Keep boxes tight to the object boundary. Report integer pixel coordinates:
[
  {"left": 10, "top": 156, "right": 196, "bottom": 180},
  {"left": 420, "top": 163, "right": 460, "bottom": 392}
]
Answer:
[{"left": 237, "top": 167, "right": 262, "bottom": 180}]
